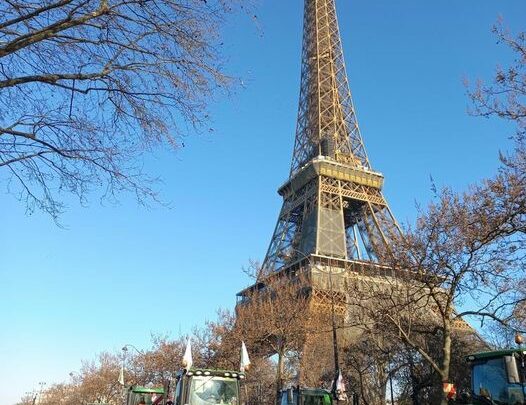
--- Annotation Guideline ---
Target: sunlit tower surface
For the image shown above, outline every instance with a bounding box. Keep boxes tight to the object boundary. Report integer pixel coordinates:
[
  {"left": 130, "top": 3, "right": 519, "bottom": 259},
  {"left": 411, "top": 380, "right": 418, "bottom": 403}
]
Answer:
[
  {"left": 242, "top": 0, "right": 403, "bottom": 303},
  {"left": 238, "top": 0, "right": 404, "bottom": 385},
  {"left": 263, "top": 0, "right": 401, "bottom": 279}
]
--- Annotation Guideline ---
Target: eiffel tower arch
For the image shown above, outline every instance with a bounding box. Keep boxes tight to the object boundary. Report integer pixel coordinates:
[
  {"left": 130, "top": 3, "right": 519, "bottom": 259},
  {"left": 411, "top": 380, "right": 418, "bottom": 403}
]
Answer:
[{"left": 238, "top": 0, "right": 404, "bottom": 387}]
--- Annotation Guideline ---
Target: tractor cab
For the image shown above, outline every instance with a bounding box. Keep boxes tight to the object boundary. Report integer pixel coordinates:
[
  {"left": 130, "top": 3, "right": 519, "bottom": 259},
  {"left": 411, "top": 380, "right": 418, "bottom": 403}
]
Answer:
[
  {"left": 279, "top": 387, "right": 333, "bottom": 405},
  {"left": 126, "top": 386, "right": 166, "bottom": 405},
  {"left": 465, "top": 349, "right": 526, "bottom": 404},
  {"left": 173, "top": 368, "right": 245, "bottom": 405}
]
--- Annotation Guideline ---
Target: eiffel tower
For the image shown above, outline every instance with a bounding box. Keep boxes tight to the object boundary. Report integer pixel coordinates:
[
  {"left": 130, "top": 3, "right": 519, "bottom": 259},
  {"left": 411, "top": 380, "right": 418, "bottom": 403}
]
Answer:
[
  {"left": 236, "top": 1, "right": 478, "bottom": 390},
  {"left": 263, "top": 0, "right": 401, "bottom": 275},
  {"left": 238, "top": 0, "right": 405, "bottom": 387}
]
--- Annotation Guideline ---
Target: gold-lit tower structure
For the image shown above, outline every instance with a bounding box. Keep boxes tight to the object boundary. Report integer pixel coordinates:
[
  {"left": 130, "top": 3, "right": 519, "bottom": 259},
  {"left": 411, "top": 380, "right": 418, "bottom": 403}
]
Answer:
[{"left": 263, "top": 0, "right": 400, "bottom": 274}]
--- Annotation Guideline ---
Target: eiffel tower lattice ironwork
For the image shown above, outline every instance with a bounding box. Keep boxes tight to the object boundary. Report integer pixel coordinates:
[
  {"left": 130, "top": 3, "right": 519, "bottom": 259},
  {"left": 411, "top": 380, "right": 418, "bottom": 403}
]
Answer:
[{"left": 262, "top": 0, "right": 401, "bottom": 274}]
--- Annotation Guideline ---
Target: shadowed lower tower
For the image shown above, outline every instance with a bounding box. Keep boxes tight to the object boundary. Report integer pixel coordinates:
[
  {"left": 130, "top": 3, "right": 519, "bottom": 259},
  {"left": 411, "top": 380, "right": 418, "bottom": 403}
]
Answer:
[{"left": 263, "top": 0, "right": 401, "bottom": 273}]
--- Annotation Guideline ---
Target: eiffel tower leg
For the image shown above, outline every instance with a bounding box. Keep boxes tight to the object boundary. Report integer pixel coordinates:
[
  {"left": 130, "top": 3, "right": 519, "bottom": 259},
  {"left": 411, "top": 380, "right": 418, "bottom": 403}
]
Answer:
[{"left": 263, "top": 202, "right": 296, "bottom": 273}]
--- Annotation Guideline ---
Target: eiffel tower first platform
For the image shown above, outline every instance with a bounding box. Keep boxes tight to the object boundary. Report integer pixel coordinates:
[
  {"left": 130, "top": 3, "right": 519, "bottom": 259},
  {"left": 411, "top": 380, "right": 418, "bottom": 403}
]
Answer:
[{"left": 238, "top": 0, "right": 405, "bottom": 383}]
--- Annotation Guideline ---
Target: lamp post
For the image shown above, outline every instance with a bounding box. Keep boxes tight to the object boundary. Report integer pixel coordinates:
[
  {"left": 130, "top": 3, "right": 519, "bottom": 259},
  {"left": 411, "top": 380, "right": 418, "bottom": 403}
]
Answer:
[
  {"left": 121, "top": 344, "right": 144, "bottom": 404},
  {"left": 122, "top": 344, "right": 144, "bottom": 355},
  {"left": 516, "top": 334, "right": 525, "bottom": 399}
]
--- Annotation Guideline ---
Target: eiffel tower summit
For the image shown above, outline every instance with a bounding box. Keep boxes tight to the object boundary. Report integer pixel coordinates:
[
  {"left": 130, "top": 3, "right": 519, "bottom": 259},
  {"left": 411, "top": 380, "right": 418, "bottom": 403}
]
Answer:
[{"left": 239, "top": 0, "right": 404, "bottom": 383}]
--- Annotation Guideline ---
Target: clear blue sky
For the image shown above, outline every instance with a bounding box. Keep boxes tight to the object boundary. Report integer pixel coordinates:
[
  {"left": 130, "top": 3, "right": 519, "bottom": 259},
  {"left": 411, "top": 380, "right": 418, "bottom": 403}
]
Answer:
[{"left": 1, "top": 1, "right": 525, "bottom": 404}]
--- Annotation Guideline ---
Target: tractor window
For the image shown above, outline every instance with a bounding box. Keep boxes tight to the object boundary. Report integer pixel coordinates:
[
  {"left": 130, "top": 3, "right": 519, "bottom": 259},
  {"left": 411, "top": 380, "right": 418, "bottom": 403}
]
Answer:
[
  {"left": 128, "top": 392, "right": 163, "bottom": 405},
  {"left": 472, "top": 357, "right": 511, "bottom": 403},
  {"left": 189, "top": 376, "right": 239, "bottom": 405},
  {"left": 302, "top": 395, "right": 326, "bottom": 405}
]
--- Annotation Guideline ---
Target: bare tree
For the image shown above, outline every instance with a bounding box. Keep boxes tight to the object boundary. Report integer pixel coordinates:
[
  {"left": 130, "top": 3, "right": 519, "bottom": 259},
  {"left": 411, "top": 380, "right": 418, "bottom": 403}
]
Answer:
[
  {"left": 0, "top": 0, "right": 244, "bottom": 220},
  {"left": 22, "top": 325, "right": 235, "bottom": 404},
  {"left": 31, "top": 351, "right": 123, "bottom": 405},
  {"left": 468, "top": 22, "right": 525, "bottom": 140},
  {"left": 468, "top": 21, "right": 526, "bottom": 338},
  {"left": 236, "top": 270, "right": 313, "bottom": 403},
  {"left": 342, "top": 23, "right": 526, "bottom": 405},
  {"left": 348, "top": 185, "right": 524, "bottom": 404},
  {"left": 342, "top": 337, "right": 395, "bottom": 405}
]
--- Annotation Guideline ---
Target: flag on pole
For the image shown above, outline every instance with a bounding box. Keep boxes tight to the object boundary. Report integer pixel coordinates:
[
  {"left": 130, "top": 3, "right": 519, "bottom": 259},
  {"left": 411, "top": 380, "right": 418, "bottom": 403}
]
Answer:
[
  {"left": 182, "top": 339, "right": 193, "bottom": 369},
  {"left": 333, "top": 370, "right": 348, "bottom": 401},
  {"left": 240, "top": 341, "right": 251, "bottom": 372},
  {"left": 118, "top": 363, "right": 125, "bottom": 386}
]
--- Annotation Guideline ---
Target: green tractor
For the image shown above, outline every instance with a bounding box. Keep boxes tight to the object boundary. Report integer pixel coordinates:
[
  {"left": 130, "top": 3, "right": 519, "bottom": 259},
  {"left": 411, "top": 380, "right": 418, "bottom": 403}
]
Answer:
[
  {"left": 278, "top": 387, "right": 333, "bottom": 405},
  {"left": 125, "top": 368, "right": 245, "bottom": 405},
  {"left": 172, "top": 368, "right": 245, "bottom": 405},
  {"left": 125, "top": 341, "right": 250, "bottom": 405},
  {"left": 126, "top": 386, "right": 166, "bottom": 405},
  {"left": 458, "top": 348, "right": 526, "bottom": 404}
]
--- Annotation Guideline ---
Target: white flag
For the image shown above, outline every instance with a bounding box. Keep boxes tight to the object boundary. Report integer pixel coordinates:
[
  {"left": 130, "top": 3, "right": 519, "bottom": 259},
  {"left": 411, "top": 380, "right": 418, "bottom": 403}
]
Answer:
[
  {"left": 118, "top": 364, "right": 125, "bottom": 386},
  {"left": 182, "top": 339, "right": 193, "bottom": 369},
  {"left": 334, "top": 370, "right": 347, "bottom": 401},
  {"left": 240, "top": 341, "right": 251, "bottom": 372},
  {"left": 336, "top": 370, "right": 345, "bottom": 391}
]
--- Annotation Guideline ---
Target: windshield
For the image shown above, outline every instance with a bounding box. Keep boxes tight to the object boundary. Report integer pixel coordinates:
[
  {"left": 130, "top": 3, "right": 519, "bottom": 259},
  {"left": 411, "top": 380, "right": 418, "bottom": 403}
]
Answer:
[
  {"left": 128, "top": 392, "right": 164, "bottom": 405},
  {"left": 189, "top": 376, "right": 239, "bottom": 405},
  {"left": 472, "top": 356, "right": 525, "bottom": 404},
  {"left": 302, "top": 394, "right": 329, "bottom": 405}
]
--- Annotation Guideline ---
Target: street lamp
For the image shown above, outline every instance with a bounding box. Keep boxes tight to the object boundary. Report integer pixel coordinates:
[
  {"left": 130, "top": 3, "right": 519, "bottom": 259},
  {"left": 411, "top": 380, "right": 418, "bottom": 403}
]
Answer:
[
  {"left": 121, "top": 345, "right": 145, "bottom": 389},
  {"left": 121, "top": 344, "right": 145, "bottom": 405},
  {"left": 122, "top": 344, "right": 144, "bottom": 355}
]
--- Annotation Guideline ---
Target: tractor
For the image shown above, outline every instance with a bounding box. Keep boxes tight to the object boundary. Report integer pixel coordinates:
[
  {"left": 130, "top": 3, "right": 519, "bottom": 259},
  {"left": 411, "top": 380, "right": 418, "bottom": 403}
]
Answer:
[
  {"left": 278, "top": 386, "right": 358, "bottom": 405},
  {"left": 457, "top": 347, "right": 526, "bottom": 404},
  {"left": 172, "top": 368, "right": 245, "bottom": 405},
  {"left": 125, "top": 368, "right": 245, "bottom": 405},
  {"left": 126, "top": 386, "right": 166, "bottom": 405},
  {"left": 125, "top": 341, "right": 250, "bottom": 405},
  {"left": 278, "top": 387, "right": 333, "bottom": 405}
]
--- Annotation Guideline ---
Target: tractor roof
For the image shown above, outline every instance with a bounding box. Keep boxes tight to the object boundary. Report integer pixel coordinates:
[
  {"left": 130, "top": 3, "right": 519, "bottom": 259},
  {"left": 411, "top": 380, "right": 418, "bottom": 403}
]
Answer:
[
  {"left": 129, "top": 386, "right": 164, "bottom": 394},
  {"left": 467, "top": 348, "right": 526, "bottom": 361},
  {"left": 279, "top": 388, "right": 332, "bottom": 396},
  {"left": 178, "top": 368, "right": 246, "bottom": 379},
  {"left": 299, "top": 388, "right": 332, "bottom": 396}
]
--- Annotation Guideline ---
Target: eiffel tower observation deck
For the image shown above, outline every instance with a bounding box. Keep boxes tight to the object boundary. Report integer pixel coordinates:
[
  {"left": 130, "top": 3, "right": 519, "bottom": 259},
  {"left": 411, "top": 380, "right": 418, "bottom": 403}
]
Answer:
[{"left": 258, "top": 0, "right": 402, "bottom": 283}]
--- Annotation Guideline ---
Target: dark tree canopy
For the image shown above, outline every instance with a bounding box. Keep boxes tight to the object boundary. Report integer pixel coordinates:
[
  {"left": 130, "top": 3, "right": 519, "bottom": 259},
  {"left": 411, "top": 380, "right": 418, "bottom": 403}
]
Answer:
[{"left": 0, "top": 0, "right": 243, "bottom": 219}]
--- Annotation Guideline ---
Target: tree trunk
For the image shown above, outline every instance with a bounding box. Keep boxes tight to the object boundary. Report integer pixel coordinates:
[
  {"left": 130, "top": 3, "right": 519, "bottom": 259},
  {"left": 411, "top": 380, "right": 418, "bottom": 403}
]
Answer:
[
  {"left": 408, "top": 354, "right": 420, "bottom": 405},
  {"left": 276, "top": 348, "right": 285, "bottom": 405},
  {"left": 440, "top": 322, "right": 453, "bottom": 405}
]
